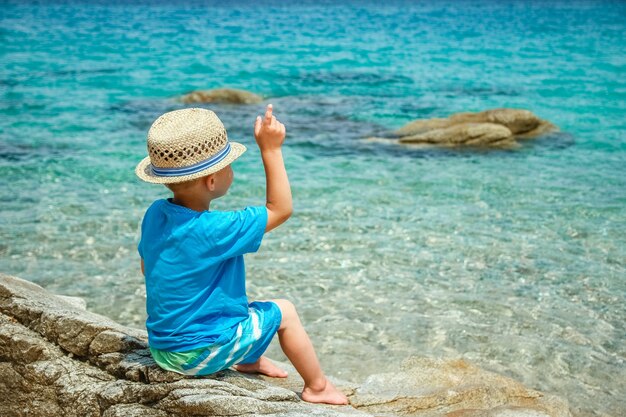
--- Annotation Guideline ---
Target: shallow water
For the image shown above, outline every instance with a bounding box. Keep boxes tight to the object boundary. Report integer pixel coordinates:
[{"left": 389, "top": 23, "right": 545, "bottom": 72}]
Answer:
[{"left": 1, "top": 1, "right": 625, "bottom": 415}]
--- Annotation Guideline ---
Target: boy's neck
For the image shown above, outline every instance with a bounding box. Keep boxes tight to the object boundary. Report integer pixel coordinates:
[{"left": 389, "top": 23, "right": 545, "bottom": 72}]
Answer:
[{"left": 171, "top": 194, "right": 211, "bottom": 212}]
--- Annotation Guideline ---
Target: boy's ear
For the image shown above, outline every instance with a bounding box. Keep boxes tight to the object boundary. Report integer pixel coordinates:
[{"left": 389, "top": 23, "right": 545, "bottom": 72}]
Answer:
[{"left": 205, "top": 174, "right": 216, "bottom": 191}]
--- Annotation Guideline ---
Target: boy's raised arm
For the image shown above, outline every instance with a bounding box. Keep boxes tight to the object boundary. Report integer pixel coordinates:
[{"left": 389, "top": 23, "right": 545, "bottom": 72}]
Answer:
[{"left": 254, "top": 104, "right": 292, "bottom": 232}]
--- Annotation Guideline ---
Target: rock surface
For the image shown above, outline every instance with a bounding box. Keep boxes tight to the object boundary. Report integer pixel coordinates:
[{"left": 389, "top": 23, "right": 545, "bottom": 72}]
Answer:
[
  {"left": 391, "top": 108, "right": 557, "bottom": 147},
  {"left": 0, "top": 274, "right": 360, "bottom": 417},
  {"left": 351, "top": 357, "right": 571, "bottom": 417},
  {"left": 179, "top": 88, "right": 263, "bottom": 104},
  {"left": 398, "top": 123, "right": 514, "bottom": 146},
  {"left": 0, "top": 273, "right": 572, "bottom": 417}
]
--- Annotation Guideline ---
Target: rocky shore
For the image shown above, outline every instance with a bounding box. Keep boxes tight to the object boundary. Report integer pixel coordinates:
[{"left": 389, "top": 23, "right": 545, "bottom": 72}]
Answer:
[{"left": 0, "top": 273, "right": 572, "bottom": 417}]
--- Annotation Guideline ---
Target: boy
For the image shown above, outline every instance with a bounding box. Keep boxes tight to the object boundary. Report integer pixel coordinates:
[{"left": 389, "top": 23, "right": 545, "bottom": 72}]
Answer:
[{"left": 135, "top": 105, "right": 348, "bottom": 405}]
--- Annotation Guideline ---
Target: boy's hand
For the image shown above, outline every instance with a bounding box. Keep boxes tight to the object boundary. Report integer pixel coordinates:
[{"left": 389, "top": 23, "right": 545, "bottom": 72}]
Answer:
[
  {"left": 254, "top": 104, "right": 292, "bottom": 232},
  {"left": 254, "top": 104, "right": 286, "bottom": 151}
]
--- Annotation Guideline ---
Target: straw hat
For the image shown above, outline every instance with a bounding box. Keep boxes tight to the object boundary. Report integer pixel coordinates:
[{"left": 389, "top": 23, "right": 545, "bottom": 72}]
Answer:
[{"left": 135, "top": 108, "right": 246, "bottom": 184}]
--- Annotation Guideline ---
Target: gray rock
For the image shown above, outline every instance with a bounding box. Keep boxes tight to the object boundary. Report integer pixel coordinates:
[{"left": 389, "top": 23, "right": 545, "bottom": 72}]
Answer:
[
  {"left": 0, "top": 274, "right": 367, "bottom": 417},
  {"left": 398, "top": 123, "right": 514, "bottom": 146},
  {"left": 0, "top": 273, "right": 572, "bottom": 417},
  {"left": 179, "top": 88, "right": 263, "bottom": 104},
  {"left": 103, "top": 404, "right": 168, "bottom": 417},
  {"left": 394, "top": 117, "right": 458, "bottom": 138},
  {"left": 351, "top": 357, "right": 571, "bottom": 417},
  {"left": 449, "top": 108, "right": 543, "bottom": 135},
  {"left": 392, "top": 108, "right": 558, "bottom": 148},
  {"left": 56, "top": 295, "right": 87, "bottom": 310}
]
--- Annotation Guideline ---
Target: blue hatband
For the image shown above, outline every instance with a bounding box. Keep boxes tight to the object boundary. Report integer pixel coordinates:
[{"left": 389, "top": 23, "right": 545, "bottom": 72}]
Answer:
[{"left": 151, "top": 143, "right": 231, "bottom": 177}]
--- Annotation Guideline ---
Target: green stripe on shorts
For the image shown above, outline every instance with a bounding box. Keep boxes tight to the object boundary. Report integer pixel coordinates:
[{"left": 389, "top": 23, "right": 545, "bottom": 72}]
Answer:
[{"left": 149, "top": 346, "right": 207, "bottom": 373}]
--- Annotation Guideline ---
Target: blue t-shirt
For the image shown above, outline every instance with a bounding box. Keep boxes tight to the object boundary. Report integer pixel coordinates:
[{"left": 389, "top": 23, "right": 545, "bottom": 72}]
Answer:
[{"left": 138, "top": 198, "right": 268, "bottom": 351}]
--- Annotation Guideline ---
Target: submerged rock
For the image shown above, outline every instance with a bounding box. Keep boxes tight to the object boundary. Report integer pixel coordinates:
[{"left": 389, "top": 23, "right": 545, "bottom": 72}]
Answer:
[
  {"left": 0, "top": 273, "right": 572, "bottom": 417},
  {"left": 179, "top": 88, "right": 263, "bottom": 104},
  {"left": 399, "top": 123, "right": 514, "bottom": 146},
  {"left": 351, "top": 357, "right": 571, "bottom": 417},
  {"left": 391, "top": 108, "right": 557, "bottom": 148}
]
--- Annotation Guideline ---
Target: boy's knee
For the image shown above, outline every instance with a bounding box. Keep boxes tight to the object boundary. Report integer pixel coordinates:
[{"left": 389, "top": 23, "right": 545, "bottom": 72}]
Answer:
[{"left": 272, "top": 299, "right": 298, "bottom": 325}]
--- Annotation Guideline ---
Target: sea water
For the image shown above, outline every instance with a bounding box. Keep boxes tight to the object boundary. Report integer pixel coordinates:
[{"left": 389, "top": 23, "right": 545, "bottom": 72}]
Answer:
[{"left": 1, "top": 1, "right": 624, "bottom": 415}]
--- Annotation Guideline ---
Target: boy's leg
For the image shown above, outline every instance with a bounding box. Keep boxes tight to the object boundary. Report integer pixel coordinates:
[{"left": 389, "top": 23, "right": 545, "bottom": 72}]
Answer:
[
  {"left": 270, "top": 299, "right": 348, "bottom": 405},
  {"left": 234, "top": 356, "right": 287, "bottom": 378}
]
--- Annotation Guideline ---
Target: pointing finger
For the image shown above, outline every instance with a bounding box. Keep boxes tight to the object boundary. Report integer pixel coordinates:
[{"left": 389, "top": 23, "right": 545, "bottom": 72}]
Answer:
[{"left": 264, "top": 104, "right": 273, "bottom": 123}]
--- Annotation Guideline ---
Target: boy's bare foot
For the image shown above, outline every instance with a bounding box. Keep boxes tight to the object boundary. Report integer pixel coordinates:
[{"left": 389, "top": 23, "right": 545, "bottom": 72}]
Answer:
[
  {"left": 234, "top": 356, "right": 288, "bottom": 378},
  {"left": 301, "top": 378, "right": 349, "bottom": 405}
]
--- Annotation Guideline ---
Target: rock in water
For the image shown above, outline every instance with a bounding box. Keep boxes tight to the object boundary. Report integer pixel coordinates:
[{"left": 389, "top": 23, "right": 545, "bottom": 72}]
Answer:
[
  {"left": 0, "top": 273, "right": 572, "bottom": 417},
  {"left": 351, "top": 357, "right": 572, "bottom": 417},
  {"left": 449, "top": 108, "right": 542, "bottom": 135},
  {"left": 398, "top": 123, "right": 514, "bottom": 146},
  {"left": 393, "top": 108, "right": 558, "bottom": 147},
  {"left": 179, "top": 88, "right": 263, "bottom": 104},
  {"left": 394, "top": 117, "right": 453, "bottom": 137}
]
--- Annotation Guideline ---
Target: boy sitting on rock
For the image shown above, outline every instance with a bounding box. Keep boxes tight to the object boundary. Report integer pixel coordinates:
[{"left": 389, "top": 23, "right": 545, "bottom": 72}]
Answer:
[{"left": 135, "top": 105, "right": 348, "bottom": 405}]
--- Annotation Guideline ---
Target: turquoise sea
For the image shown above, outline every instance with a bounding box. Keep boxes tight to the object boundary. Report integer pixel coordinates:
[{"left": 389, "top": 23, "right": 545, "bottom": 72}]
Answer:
[{"left": 1, "top": 1, "right": 625, "bottom": 415}]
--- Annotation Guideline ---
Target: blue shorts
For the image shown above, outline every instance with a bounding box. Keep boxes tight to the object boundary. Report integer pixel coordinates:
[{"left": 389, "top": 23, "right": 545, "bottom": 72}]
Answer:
[{"left": 150, "top": 301, "right": 282, "bottom": 376}]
